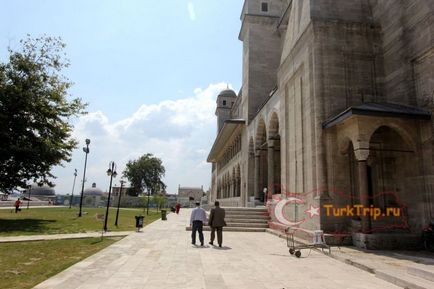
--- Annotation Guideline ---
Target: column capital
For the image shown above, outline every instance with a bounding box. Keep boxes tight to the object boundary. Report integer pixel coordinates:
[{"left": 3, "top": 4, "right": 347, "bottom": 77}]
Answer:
[
  {"left": 353, "top": 141, "right": 370, "bottom": 161},
  {"left": 354, "top": 148, "right": 369, "bottom": 161}
]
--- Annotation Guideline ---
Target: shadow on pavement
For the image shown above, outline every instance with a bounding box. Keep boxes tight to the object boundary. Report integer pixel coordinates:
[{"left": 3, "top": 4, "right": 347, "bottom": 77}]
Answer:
[{"left": 212, "top": 246, "right": 232, "bottom": 250}]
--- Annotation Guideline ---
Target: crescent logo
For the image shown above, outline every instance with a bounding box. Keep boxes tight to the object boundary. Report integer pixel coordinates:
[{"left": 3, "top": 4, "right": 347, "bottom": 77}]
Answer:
[{"left": 273, "top": 197, "right": 306, "bottom": 226}]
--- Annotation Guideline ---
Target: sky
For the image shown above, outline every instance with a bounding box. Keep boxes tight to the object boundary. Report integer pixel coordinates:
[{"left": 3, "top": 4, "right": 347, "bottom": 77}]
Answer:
[{"left": 0, "top": 0, "right": 243, "bottom": 194}]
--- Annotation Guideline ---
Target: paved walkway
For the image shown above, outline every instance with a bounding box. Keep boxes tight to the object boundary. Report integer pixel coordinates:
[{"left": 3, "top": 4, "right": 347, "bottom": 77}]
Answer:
[
  {"left": 0, "top": 231, "right": 131, "bottom": 243},
  {"left": 33, "top": 209, "right": 399, "bottom": 289}
]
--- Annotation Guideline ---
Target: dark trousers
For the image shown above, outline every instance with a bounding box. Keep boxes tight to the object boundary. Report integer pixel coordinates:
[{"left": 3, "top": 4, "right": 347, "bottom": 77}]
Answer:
[
  {"left": 15, "top": 206, "right": 20, "bottom": 213},
  {"left": 210, "top": 226, "right": 223, "bottom": 245},
  {"left": 191, "top": 220, "right": 204, "bottom": 245}
]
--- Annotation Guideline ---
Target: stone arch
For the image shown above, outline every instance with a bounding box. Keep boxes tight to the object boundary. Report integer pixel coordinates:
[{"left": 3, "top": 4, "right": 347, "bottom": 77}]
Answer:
[
  {"left": 365, "top": 121, "right": 417, "bottom": 153},
  {"left": 232, "top": 167, "right": 236, "bottom": 198},
  {"left": 217, "top": 179, "right": 221, "bottom": 199},
  {"left": 338, "top": 122, "right": 422, "bottom": 233},
  {"left": 247, "top": 137, "right": 255, "bottom": 201},
  {"left": 267, "top": 111, "right": 282, "bottom": 195},
  {"left": 236, "top": 164, "right": 241, "bottom": 197},
  {"left": 268, "top": 111, "right": 280, "bottom": 137},
  {"left": 255, "top": 117, "right": 268, "bottom": 202},
  {"left": 249, "top": 137, "right": 255, "bottom": 153},
  {"left": 226, "top": 172, "right": 230, "bottom": 198},
  {"left": 366, "top": 124, "right": 421, "bottom": 231},
  {"left": 255, "top": 117, "right": 267, "bottom": 148}
]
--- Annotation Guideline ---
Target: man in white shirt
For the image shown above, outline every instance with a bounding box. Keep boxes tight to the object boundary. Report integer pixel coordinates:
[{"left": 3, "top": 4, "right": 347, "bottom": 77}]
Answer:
[{"left": 190, "top": 202, "right": 207, "bottom": 246}]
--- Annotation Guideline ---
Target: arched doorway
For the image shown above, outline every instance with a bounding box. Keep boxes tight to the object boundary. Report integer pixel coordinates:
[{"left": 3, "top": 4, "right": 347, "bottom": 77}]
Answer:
[
  {"left": 268, "top": 112, "right": 281, "bottom": 196},
  {"left": 247, "top": 137, "right": 255, "bottom": 202},
  {"left": 342, "top": 125, "right": 420, "bottom": 233},
  {"left": 255, "top": 118, "right": 268, "bottom": 202},
  {"left": 367, "top": 125, "right": 418, "bottom": 232}
]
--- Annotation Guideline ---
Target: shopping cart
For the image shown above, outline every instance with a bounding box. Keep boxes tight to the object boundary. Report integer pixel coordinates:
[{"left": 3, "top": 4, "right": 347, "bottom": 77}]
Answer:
[{"left": 285, "top": 227, "right": 331, "bottom": 258}]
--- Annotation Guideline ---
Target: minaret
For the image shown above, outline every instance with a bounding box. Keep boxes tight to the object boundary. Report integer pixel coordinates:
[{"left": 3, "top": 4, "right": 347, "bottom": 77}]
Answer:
[{"left": 215, "top": 88, "right": 237, "bottom": 132}]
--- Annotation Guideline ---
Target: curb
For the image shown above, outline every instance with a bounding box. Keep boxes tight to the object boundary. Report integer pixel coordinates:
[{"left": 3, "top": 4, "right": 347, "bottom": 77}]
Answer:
[{"left": 0, "top": 231, "right": 132, "bottom": 243}]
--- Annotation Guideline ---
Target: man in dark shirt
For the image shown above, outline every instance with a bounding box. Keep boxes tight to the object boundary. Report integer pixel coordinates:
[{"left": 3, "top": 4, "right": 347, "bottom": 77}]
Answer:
[{"left": 208, "top": 201, "right": 226, "bottom": 247}]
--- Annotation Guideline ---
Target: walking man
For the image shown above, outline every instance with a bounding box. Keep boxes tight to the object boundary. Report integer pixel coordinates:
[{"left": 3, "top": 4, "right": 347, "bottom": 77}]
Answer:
[
  {"left": 208, "top": 201, "right": 226, "bottom": 247},
  {"left": 190, "top": 202, "right": 207, "bottom": 246}
]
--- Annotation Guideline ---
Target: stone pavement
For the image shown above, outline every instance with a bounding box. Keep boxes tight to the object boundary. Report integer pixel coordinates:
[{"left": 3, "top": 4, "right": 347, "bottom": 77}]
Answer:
[
  {"left": 33, "top": 209, "right": 400, "bottom": 289},
  {"left": 0, "top": 231, "right": 131, "bottom": 243},
  {"left": 267, "top": 229, "right": 434, "bottom": 289}
]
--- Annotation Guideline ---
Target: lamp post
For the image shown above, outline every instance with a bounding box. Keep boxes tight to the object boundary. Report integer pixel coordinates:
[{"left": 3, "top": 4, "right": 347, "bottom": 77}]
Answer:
[
  {"left": 69, "top": 169, "right": 78, "bottom": 209},
  {"left": 78, "top": 139, "right": 90, "bottom": 217},
  {"left": 115, "top": 179, "right": 125, "bottom": 226},
  {"left": 104, "top": 161, "right": 117, "bottom": 232},
  {"left": 27, "top": 185, "right": 31, "bottom": 209}
]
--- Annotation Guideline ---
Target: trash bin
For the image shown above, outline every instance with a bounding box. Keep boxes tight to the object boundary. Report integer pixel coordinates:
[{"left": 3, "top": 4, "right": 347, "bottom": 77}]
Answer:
[
  {"left": 135, "top": 215, "right": 144, "bottom": 232},
  {"left": 161, "top": 210, "right": 167, "bottom": 221}
]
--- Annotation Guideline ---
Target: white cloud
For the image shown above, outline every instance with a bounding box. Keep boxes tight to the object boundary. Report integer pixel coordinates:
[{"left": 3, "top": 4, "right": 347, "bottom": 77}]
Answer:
[
  {"left": 187, "top": 2, "right": 196, "bottom": 21},
  {"left": 52, "top": 82, "right": 232, "bottom": 195}
]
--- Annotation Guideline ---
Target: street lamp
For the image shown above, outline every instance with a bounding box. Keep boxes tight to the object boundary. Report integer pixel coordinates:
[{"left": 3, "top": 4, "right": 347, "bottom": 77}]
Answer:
[
  {"left": 115, "top": 179, "right": 125, "bottom": 226},
  {"left": 69, "top": 169, "right": 78, "bottom": 209},
  {"left": 78, "top": 139, "right": 90, "bottom": 217},
  {"left": 104, "top": 161, "right": 117, "bottom": 232}
]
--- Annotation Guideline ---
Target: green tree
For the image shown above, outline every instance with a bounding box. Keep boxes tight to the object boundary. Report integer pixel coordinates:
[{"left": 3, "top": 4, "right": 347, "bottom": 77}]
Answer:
[
  {"left": 153, "top": 194, "right": 166, "bottom": 212},
  {"left": 0, "top": 35, "right": 86, "bottom": 192},
  {"left": 123, "top": 153, "right": 166, "bottom": 214}
]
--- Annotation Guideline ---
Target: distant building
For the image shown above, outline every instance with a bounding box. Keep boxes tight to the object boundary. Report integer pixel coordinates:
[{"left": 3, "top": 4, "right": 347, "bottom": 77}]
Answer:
[
  {"left": 177, "top": 185, "right": 204, "bottom": 202},
  {"left": 112, "top": 185, "right": 129, "bottom": 198},
  {"left": 84, "top": 183, "right": 103, "bottom": 196},
  {"left": 23, "top": 184, "right": 56, "bottom": 202},
  {"left": 82, "top": 183, "right": 104, "bottom": 207}
]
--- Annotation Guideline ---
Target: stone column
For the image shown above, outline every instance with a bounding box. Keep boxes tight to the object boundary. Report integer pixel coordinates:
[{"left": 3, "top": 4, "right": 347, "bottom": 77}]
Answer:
[
  {"left": 357, "top": 160, "right": 372, "bottom": 233},
  {"left": 267, "top": 139, "right": 275, "bottom": 197},
  {"left": 254, "top": 151, "right": 260, "bottom": 199},
  {"left": 354, "top": 143, "right": 371, "bottom": 233}
]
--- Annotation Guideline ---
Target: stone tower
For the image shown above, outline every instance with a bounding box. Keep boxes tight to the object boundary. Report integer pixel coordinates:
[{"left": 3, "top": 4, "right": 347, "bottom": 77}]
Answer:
[
  {"left": 239, "top": 0, "right": 285, "bottom": 122},
  {"left": 215, "top": 89, "right": 236, "bottom": 132}
]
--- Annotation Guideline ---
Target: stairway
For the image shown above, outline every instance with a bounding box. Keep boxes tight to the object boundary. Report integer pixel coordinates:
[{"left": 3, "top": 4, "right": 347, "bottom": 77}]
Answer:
[{"left": 186, "top": 207, "right": 269, "bottom": 232}]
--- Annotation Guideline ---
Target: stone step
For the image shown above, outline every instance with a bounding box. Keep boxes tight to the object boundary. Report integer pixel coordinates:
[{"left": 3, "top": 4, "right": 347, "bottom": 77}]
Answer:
[
  {"left": 224, "top": 214, "right": 269, "bottom": 220},
  {"left": 226, "top": 222, "right": 269, "bottom": 228},
  {"left": 408, "top": 264, "right": 434, "bottom": 282},
  {"left": 225, "top": 212, "right": 268, "bottom": 217},
  {"left": 225, "top": 218, "right": 268, "bottom": 224},
  {"left": 225, "top": 209, "right": 267, "bottom": 213},
  {"left": 185, "top": 226, "right": 266, "bottom": 232},
  {"left": 223, "top": 207, "right": 268, "bottom": 212},
  {"left": 376, "top": 269, "right": 434, "bottom": 289}
]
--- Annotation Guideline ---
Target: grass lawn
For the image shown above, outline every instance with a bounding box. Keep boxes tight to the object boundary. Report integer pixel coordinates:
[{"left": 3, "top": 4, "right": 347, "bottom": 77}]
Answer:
[
  {"left": 0, "top": 237, "right": 121, "bottom": 289},
  {"left": 0, "top": 207, "right": 162, "bottom": 236}
]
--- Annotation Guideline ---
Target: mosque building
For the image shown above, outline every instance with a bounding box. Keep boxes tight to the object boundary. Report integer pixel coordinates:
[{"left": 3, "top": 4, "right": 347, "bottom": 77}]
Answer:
[{"left": 207, "top": 0, "right": 434, "bottom": 249}]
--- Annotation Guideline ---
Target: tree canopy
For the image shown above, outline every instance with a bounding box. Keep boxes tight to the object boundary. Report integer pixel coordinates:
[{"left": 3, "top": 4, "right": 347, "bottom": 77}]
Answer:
[
  {"left": 0, "top": 36, "right": 86, "bottom": 192},
  {"left": 123, "top": 153, "right": 166, "bottom": 196}
]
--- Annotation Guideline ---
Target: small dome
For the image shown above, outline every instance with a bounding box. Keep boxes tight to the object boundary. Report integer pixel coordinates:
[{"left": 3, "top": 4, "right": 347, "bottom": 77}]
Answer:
[
  {"left": 29, "top": 184, "right": 56, "bottom": 196},
  {"left": 84, "top": 183, "right": 103, "bottom": 196},
  {"left": 218, "top": 89, "right": 236, "bottom": 98}
]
